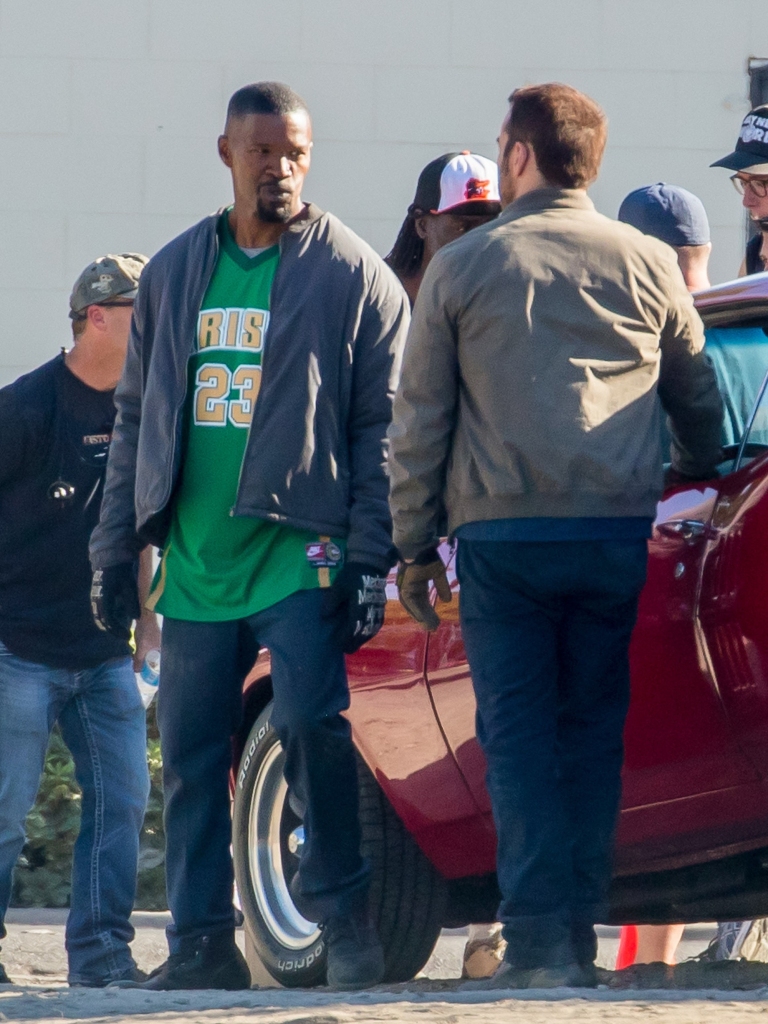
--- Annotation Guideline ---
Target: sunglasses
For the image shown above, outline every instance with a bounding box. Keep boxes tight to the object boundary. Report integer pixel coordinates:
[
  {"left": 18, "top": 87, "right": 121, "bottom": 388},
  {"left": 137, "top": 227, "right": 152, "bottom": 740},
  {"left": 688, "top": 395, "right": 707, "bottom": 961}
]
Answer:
[{"left": 731, "top": 174, "right": 768, "bottom": 198}]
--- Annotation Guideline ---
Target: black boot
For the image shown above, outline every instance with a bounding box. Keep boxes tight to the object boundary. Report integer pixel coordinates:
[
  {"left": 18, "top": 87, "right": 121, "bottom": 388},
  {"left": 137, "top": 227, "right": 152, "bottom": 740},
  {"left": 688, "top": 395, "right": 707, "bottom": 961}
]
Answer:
[
  {"left": 571, "top": 922, "right": 599, "bottom": 987},
  {"left": 324, "top": 906, "right": 385, "bottom": 990},
  {"left": 0, "top": 961, "right": 10, "bottom": 984},
  {"left": 121, "top": 933, "right": 251, "bottom": 991}
]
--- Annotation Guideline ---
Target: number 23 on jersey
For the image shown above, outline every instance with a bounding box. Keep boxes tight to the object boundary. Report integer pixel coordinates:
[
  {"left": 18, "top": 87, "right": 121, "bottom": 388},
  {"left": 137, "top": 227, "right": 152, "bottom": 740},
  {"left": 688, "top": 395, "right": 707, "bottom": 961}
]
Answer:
[
  {"left": 193, "top": 304, "right": 267, "bottom": 429},
  {"left": 194, "top": 362, "right": 260, "bottom": 428}
]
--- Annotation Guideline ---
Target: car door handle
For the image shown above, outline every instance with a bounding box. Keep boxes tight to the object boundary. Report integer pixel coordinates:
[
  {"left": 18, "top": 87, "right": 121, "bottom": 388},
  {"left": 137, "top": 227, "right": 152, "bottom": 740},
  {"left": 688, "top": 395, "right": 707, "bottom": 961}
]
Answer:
[{"left": 657, "top": 519, "right": 708, "bottom": 543}]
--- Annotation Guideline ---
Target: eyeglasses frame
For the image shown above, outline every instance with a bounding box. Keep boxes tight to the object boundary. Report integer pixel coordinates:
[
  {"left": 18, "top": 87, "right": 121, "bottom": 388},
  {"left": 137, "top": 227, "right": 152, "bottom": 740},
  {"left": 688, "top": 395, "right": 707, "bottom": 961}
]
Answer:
[{"left": 731, "top": 173, "right": 768, "bottom": 199}]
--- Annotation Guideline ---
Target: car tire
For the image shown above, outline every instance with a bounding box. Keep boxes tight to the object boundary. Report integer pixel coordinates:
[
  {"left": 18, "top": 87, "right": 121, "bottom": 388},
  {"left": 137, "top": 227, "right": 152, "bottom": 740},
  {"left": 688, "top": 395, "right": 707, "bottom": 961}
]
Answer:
[{"left": 232, "top": 701, "right": 446, "bottom": 988}]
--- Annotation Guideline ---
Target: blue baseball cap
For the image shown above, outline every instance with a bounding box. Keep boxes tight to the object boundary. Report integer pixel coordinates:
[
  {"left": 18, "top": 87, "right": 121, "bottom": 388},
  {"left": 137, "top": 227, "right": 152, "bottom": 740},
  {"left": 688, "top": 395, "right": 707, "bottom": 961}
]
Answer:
[{"left": 618, "top": 183, "right": 710, "bottom": 247}]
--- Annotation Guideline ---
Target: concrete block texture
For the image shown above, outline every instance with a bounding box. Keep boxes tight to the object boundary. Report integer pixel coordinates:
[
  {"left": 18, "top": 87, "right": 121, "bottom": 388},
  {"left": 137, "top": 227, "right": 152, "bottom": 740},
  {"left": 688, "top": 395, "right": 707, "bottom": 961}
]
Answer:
[
  {"left": 299, "top": 0, "right": 452, "bottom": 66},
  {"left": 65, "top": 134, "right": 145, "bottom": 214},
  {"left": 64, "top": 213, "right": 195, "bottom": 283},
  {"left": 0, "top": 0, "right": 764, "bottom": 381},
  {"left": 0, "top": 286, "right": 71, "bottom": 382},
  {"left": 0, "top": 58, "right": 70, "bottom": 133},
  {"left": 144, "top": 133, "right": 230, "bottom": 215},
  {"left": 0, "top": 0, "right": 150, "bottom": 59},
  {"left": 148, "top": 0, "right": 303, "bottom": 60},
  {"left": 69, "top": 59, "right": 225, "bottom": 138},
  {"left": 0, "top": 212, "right": 67, "bottom": 289}
]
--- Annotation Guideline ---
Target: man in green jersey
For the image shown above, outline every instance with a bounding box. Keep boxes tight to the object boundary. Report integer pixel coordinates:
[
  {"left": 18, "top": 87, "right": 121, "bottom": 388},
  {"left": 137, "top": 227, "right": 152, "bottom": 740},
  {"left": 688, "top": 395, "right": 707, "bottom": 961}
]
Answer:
[{"left": 90, "top": 83, "right": 409, "bottom": 991}]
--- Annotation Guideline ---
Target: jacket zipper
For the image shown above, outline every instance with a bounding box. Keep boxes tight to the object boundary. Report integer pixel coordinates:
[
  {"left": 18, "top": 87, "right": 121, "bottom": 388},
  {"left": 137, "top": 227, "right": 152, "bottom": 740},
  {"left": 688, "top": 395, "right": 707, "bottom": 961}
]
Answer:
[
  {"left": 156, "top": 224, "right": 221, "bottom": 518},
  {"left": 230, "top": 230, "right": 285, "bottom": 517}
]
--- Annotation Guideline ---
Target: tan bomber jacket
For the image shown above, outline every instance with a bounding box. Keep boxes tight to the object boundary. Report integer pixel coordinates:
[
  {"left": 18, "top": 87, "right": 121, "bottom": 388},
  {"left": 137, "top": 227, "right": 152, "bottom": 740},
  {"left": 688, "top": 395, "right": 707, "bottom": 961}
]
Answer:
[{"left": 388, "top": 188, "right": 723, "bottom": 560}]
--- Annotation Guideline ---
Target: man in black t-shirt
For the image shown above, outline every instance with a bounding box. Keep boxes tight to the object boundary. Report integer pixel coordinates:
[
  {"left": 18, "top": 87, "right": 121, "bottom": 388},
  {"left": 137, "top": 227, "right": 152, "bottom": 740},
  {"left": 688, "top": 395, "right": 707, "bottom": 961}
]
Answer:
[{"left": 0, "top": 254, "right": 157, "bottom": 987}]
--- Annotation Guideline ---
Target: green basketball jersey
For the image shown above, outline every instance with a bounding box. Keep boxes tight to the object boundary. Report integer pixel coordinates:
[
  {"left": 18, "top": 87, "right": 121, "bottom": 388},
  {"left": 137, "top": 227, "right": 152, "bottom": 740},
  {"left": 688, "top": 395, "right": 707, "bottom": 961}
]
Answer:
[{"left": 149, "top": 212, "right": 344, "bottom": 621}]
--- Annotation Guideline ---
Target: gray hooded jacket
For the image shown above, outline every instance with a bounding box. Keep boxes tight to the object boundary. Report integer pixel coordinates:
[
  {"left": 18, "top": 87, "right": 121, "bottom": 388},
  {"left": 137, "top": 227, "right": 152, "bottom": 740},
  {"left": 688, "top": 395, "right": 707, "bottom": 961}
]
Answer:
[{"left": 90, "top": 204, "right": 409, "bottom": 574}]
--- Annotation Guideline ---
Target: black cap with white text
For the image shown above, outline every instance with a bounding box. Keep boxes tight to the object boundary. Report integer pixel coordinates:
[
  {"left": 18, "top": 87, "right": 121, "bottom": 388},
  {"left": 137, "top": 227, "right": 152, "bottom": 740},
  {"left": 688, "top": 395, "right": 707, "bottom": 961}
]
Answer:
[{"left": 712, "top": 105, "right": 768, "bottom": 174}]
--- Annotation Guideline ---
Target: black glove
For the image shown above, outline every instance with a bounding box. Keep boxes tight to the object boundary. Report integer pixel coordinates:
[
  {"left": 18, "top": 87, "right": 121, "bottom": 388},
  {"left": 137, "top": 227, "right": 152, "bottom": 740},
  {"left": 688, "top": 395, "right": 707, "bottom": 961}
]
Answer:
[
  {"left": 396, "top": 547, "right": 452, "bottom": 631},
  {"left": 322, "top": 562, "right": 388, "bottom": 654},
  {"left": 90, "top": 562, "right": 141, "bottom": 640}
]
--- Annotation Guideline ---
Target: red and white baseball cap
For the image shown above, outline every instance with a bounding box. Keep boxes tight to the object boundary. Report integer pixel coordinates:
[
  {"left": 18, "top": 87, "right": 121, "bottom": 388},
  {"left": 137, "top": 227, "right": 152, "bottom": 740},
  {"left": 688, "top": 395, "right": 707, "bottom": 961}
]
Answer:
[{"left": 412, "top": 152, "right": 501, "bottom": 215}]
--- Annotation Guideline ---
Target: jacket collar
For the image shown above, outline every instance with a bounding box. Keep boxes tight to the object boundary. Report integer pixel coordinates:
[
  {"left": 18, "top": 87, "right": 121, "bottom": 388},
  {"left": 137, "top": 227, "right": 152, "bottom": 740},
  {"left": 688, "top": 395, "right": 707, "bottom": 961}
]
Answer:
[
  {"left": 286, "top": 202, "right": 325, "bottom": 232},
  {"left": 213, "top": 202, "right": 325, "bottom": 238},
  {"left": 500, "top": 187, "right": 594, "bottom": 223}
]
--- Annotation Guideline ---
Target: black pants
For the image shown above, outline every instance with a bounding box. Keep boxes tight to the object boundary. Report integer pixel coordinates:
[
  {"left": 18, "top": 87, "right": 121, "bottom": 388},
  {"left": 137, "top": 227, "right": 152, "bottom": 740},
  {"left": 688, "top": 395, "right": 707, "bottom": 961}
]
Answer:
[
  {"left": 457, "top": 539, "right": 648, "bottom": 969},
  {"left": 158, "top": 588, "right": 368, "bottom": 951}
]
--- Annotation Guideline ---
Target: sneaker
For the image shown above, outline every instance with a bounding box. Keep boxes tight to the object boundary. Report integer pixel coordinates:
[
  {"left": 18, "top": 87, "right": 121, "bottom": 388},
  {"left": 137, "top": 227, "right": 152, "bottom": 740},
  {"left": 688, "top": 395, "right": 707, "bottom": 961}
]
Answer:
[
  {"left": 71, "top": 966, "right": 147, "bottom": 988},
  {"left": 114, "top": 934, "right": 251, "bottom": 991},
  {"left": 324, "top": 907, "right": 385, "bottom": 990},
  {"left": 0, "top": 962, "right": 10, "bottom": 985},
  {"left": 461, "top": 925, "right": 507, "bottom": 979},
  {"left": 465, "top": 959, "right": 592, "bottom": 990}
]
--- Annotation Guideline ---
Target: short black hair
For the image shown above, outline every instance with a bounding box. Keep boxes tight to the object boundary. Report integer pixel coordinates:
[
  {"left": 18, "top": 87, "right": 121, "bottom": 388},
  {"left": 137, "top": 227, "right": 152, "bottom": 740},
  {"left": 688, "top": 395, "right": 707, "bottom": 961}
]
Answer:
[{"left": 226, "top": 82, "right": 310, "bottom": 123}]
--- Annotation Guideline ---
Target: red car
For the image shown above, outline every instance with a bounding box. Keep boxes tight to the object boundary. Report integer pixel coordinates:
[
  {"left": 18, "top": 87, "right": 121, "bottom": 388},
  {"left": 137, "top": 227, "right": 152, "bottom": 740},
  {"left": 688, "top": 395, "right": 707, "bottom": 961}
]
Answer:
[{"left": 232, "top": 271, "right": 768, "bottom": 988}]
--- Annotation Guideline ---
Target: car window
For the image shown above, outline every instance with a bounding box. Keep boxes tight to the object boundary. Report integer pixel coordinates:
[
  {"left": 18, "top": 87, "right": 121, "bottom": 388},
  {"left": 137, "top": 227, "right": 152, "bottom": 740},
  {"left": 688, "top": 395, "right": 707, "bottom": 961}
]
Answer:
[
  {"left": 737, "top": 366, "right": 768, "bottom": 470},
  {"left": 702, "top": 325, "right": 768, "bottom": 473}
]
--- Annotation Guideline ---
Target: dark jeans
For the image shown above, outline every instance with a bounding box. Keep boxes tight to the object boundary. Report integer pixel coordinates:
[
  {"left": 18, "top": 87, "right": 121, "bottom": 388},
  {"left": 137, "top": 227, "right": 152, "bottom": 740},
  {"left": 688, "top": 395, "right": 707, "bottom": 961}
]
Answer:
[
  {"left": 158, "top": 588, "right": 368, "bottom": 952},
  {"left": 457, "top": 539, "right": 648, "bottom": 969}
]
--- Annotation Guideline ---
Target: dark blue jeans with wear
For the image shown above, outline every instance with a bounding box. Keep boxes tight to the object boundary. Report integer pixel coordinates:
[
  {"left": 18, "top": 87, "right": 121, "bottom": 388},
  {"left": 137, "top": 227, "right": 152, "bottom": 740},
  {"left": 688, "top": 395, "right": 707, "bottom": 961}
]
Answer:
[
  {"left": 456, "top": 536, "right": 648, "bottom": 970},
  {"left": 158, "top": 587, "right": 368, "bottom": 951}
]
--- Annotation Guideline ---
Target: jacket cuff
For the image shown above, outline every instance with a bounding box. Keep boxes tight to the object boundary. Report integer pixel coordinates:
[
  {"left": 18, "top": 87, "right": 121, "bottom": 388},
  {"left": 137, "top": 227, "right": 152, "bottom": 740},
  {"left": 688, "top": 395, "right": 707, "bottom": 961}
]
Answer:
[
  {"left": 345, "top": 543, "right": 397, "bottom": 576},
  {"left": 89, "top": 533, "right": 143, "bottom": 571}
]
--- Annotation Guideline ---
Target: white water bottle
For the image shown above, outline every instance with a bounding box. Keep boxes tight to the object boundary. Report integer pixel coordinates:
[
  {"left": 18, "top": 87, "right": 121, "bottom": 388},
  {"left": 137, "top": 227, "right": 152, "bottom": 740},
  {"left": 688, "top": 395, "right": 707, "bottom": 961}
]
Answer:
[{"left": 135, "top": 649, "right": 161, "bottom": 709}]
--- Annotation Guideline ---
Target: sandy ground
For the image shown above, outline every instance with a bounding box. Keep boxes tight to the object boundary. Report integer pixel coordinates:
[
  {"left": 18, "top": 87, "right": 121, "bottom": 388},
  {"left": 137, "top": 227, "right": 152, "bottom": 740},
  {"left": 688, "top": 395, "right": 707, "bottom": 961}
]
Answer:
[
  {"left": 5, "top": 981, "right": 768, "bottom": 1023},
  {"left": 0, "top": 910, "right": 716, "bottom": 984},
  {"left": 4, "top": 911, "right": 765, "bottom": 1022}
]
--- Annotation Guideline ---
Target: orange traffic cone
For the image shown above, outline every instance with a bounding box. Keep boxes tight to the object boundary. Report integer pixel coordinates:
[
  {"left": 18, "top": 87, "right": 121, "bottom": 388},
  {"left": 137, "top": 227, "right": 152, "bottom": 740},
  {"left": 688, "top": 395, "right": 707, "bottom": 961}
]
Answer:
[{"left": 615, "top": 925, "right": 638, "bottom": 969}]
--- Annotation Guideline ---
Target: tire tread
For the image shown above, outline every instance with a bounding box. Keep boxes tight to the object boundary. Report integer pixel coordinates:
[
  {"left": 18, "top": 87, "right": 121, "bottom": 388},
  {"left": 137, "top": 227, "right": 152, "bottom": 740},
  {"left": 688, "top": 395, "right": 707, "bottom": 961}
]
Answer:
[
  {"left": 357, "top": 758, "right": 446, "bottom": 983},
  {"left": 234, "top": 706, "right": 445, "bottom": 988}
]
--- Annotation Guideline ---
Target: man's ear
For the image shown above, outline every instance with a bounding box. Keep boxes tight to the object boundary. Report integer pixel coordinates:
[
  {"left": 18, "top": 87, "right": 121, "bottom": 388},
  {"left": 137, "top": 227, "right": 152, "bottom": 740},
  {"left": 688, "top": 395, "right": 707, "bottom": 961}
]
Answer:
[
  {"left": 87, "top": 305, "right": 108, "bottom": 332},
  {"left": 218, "top": 135, "right": 232, "bottom": 168},
  {"left": 510, "top": 140, "right": 530, "bottom": 178},
  {"left": 414, "top": 214, "right": 429, "bottom": 240}
]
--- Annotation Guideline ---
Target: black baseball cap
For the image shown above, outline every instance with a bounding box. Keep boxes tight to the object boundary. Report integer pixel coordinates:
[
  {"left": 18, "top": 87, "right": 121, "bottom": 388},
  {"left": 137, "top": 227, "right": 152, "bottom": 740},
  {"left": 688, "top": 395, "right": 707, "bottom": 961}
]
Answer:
[{"left": 711, "top": 105, "right": 768, "bottom": 174}]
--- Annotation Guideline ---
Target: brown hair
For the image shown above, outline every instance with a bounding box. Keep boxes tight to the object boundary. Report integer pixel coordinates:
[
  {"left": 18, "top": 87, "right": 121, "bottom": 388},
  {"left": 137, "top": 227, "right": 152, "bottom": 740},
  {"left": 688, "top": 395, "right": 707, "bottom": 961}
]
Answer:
[{"left": 506, "top": 83, "right": 607, "bottom": 189}]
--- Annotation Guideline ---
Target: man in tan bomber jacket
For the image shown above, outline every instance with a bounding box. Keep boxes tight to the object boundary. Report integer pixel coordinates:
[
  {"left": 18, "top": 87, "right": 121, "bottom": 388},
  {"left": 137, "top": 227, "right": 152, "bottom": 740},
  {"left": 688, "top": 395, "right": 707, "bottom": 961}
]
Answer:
[{"left": 388, "top": 83, "right": 722, "bottom": 990}]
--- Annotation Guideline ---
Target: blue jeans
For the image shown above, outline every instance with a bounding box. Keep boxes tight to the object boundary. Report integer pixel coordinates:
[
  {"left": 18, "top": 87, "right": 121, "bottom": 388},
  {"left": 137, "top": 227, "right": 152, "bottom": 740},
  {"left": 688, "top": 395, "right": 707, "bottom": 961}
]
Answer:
[
  {"left": 457, "top": 539, "right": 648, "bottom": 969},
  {"left": 0, "top": 644, "right": 149, "bottom": 984},
  {"left": 158, "top": 587, "right": 368, "bottom": 952}
]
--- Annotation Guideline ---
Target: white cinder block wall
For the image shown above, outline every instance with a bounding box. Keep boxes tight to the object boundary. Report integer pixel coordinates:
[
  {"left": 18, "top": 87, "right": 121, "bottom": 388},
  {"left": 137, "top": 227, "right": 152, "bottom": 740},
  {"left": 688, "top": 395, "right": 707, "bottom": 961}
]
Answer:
[{"left": 0, "top": 0, "right": 764, "bottom": 383}]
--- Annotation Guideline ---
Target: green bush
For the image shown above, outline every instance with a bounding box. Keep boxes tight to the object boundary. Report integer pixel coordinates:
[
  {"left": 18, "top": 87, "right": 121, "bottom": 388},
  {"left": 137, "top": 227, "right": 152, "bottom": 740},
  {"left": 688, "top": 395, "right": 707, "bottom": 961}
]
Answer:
[{"left": 11, "top": 703, "right": 167, "bottom": 911}]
